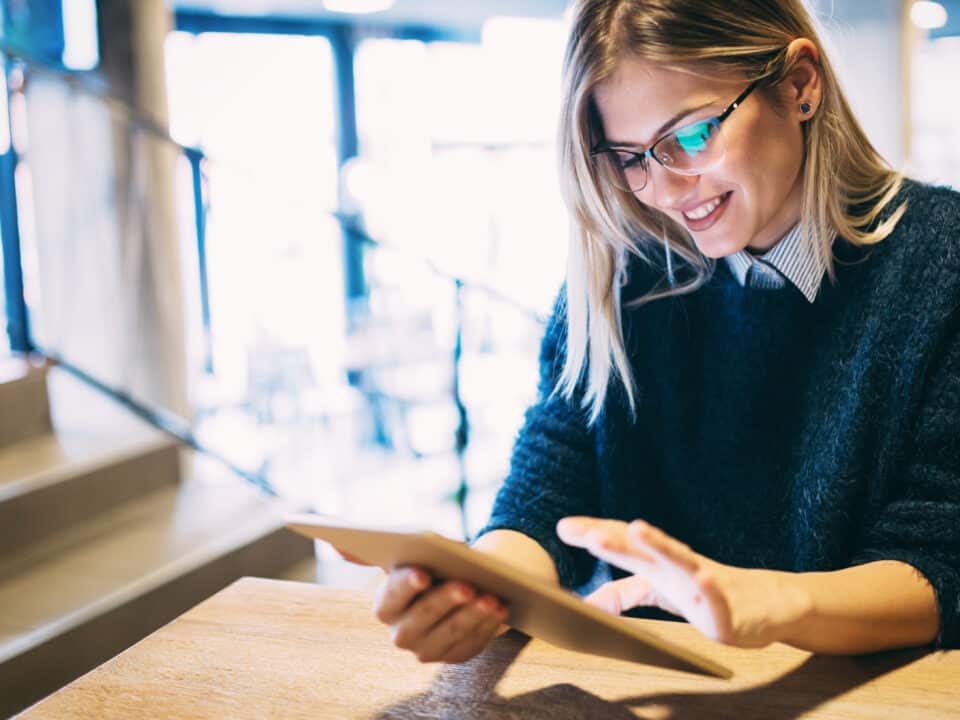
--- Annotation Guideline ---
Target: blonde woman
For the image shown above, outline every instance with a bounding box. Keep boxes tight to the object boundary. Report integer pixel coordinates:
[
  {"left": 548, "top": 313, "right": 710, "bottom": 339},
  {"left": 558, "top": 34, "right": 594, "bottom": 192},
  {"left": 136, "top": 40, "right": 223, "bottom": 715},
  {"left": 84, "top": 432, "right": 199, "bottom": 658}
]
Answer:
[{"left": 371, "top": 0, "right": 960, "bottom": 663}]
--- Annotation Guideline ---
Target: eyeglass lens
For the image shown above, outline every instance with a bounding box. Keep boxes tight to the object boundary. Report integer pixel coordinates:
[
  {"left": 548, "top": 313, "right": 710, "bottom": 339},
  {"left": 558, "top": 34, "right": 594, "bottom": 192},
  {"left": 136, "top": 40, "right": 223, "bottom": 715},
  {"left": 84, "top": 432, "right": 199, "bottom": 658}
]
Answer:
[{"left": 607, "top": 117, "right": 726, "bottom": 192}]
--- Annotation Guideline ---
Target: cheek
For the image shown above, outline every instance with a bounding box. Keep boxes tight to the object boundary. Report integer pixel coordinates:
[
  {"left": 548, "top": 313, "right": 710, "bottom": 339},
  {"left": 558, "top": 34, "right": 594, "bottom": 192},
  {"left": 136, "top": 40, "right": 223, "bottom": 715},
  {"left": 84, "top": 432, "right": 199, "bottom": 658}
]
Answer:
[
  {"left": 761, "top": 131, "right": 802, "bottom": 186},
  {"left": 632, "top": 186, "right": 657, "bottom": 208},
  {"left": 722, "top": 119, "right": 803, "bottom": 208}
]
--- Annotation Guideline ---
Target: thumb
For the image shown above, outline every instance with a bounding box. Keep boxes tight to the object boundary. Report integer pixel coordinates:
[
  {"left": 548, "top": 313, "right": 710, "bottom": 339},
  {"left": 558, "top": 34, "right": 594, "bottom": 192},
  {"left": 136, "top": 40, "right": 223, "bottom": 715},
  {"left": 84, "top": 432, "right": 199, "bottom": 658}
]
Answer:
[{"left": 584, "top": 576, "right": 656, "bottom": 615}]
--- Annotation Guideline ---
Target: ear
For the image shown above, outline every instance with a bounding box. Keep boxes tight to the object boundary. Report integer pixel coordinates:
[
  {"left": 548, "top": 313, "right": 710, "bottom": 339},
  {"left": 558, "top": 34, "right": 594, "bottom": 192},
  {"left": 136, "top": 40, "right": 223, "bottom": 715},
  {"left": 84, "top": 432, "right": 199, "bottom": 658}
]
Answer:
[{"left": 782, "top": 38, "right": 822, "bottom": 121}]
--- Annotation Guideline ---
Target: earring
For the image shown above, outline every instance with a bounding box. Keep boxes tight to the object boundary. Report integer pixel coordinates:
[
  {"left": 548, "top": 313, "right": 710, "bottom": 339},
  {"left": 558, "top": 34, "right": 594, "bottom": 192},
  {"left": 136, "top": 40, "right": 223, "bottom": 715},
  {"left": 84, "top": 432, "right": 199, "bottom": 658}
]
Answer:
[{"left": 800, "top": 101, "right": 812, "bottom": 114}]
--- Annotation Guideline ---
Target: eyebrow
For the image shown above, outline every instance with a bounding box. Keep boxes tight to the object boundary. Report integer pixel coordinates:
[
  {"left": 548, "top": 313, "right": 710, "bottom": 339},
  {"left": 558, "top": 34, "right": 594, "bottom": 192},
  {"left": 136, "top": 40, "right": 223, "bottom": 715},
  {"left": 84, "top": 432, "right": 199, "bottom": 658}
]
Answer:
[{"left": 604, "top": 99, "right": 717, "bottom": 150}]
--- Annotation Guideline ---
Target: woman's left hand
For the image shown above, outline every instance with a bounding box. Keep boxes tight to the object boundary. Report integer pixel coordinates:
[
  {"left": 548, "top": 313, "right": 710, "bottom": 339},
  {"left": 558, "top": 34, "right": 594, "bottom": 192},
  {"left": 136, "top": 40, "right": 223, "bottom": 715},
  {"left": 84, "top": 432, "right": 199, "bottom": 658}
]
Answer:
[{"left": 556, "top": 516, "right": 812, "bottom": 648}]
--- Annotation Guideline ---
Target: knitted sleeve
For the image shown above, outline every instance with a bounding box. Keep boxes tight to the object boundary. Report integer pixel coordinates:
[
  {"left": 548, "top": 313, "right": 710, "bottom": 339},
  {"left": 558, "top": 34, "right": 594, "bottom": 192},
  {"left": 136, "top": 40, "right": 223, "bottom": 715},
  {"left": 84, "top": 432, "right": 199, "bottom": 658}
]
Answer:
[
  {"left": 849, "top": 316, "right": 960, "bottom": 650},
  {"left": 473, "top": 287, "right": 600, "bottom": 589}
]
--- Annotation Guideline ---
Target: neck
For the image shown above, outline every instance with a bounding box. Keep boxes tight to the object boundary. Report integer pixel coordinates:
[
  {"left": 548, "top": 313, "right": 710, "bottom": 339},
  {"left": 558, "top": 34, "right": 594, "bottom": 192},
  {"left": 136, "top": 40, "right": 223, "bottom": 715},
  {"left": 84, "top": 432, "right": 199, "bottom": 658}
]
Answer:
[{"left": 747, "top": 174, "right": 803, "bottom": 254}]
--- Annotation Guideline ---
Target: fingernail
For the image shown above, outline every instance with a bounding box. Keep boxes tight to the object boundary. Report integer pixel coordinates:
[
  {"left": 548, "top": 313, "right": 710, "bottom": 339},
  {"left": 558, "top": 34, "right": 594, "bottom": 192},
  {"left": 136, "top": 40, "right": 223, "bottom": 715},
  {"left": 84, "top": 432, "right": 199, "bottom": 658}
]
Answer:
[
  {"left": 451, "top": 584, "right": 473, "bottom": 602},
  {"left": 478, "top": 596, "right": 496, "bottom": 612},
  {"left": 557, "top": 517, "right": 582, "bottom": 534},
  {"left": 586, "top": 529, "right": 606, "bottom": 546},
  {"left": 409, "top": 571, "right": 428, "bottom": 590}
]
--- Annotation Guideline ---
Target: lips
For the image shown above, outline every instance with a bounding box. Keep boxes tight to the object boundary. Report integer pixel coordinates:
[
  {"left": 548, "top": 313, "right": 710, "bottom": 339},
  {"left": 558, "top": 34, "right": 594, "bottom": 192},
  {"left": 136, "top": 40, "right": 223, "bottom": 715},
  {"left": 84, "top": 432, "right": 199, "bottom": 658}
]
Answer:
[
  {"left": 680, "top": 191, "right": 732, "bottom": 232},
  {"left": 683, "top": 194, "right": 727, "bottom": 220}
]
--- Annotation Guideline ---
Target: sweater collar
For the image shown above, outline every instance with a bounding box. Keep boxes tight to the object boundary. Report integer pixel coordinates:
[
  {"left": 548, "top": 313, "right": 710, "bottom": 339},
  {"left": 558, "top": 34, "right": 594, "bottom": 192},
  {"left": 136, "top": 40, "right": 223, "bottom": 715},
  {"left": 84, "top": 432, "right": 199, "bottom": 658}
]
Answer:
[{"left": 723, "top": 224, "right": 826, "bottom": 303}]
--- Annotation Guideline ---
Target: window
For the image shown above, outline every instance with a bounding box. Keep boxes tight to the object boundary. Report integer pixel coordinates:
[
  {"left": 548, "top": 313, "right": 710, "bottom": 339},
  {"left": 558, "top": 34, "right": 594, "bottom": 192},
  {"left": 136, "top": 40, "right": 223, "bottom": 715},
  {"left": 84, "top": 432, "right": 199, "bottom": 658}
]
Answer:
[
  {"left": 0, "top": 226, "right": 8, "bottom": 356},
  {"left": 910, "top": 35, "right": 960, "bottom": 188},
  {"left": 1, "top": 65, "right": 10, "bottom": 355},
  {"left": 350, "top": 19, "right": 568, "bottom": 533},
  {"left": 161, "top": 16, "right": 572, "bottom": 538},
  {"left": 165, "top": 31, "right": 346, "bottom": 489}
]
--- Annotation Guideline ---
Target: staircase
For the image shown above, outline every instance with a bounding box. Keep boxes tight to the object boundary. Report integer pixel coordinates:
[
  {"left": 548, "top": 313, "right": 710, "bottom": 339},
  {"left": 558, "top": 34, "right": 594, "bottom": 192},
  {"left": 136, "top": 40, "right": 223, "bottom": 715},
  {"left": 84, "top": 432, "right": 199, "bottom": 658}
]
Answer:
[{"left": 0, "top": 358, "right": 315, "bottom": 718}]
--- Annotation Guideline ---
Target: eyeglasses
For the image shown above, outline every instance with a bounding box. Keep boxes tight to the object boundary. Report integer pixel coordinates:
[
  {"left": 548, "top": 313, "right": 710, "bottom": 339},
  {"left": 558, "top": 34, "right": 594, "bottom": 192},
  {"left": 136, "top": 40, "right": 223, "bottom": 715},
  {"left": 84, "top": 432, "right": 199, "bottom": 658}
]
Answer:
[{"left": 591, "top": 79, "right": 761, "bottom": 192}]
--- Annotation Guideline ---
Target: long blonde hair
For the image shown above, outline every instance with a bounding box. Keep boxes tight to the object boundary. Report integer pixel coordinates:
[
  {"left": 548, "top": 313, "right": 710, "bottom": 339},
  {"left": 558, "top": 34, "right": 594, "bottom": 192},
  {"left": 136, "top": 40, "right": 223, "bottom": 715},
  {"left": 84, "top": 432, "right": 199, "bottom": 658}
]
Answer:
[{"left": 554, "top": 0, "right": 908, "bottom": 425}]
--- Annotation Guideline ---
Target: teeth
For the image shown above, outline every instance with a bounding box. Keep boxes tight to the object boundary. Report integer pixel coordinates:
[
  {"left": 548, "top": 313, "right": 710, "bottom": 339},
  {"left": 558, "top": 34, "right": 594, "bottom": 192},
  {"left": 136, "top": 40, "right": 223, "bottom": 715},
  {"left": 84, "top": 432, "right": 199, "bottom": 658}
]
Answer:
[{"left": 684, "top": 194, "right": 726, "bottom": 220}]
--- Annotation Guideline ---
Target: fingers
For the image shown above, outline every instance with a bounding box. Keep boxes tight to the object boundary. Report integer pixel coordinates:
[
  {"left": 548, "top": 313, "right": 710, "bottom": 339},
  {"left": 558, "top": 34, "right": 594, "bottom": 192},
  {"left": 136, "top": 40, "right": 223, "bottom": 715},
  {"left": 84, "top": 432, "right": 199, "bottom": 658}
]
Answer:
[
  {"left": 441, "top": 610, "right": 510, "bottom": 664},
  {"left": 559, "top": 516, "right": 695, "bottom": 562},
  {"left": 557, "top": 517, "right": 629, "bottom": 548},
  {"left": 419, "top": 595, "right": 510, "bottom": 664},
  {"left": 559, "top": 517, "right": 708, "bottom": 618},
  {"left": 373, "top": 566, "right": 431, "bottom": 625},
  {"left": 695, "top": 567, "right": 734, "bottom": 643},
  {"left": 559, "top": 517, "right": 654, "bottom": 559},
  {"left": 376, "top": 568, "right": 507, "bottom": 662},
  {"left": 390, "top": 580, "right": 477, "bottom": 651},
  {"left": 375, "top": 570, "right": 509, "bottom": 664},
  {"left": 628, "top": 520, "right": 701, "bottom": 573},
  {"left": 584, "top": 575, "right": 654, "bottom": 615},
  {"left": 558, "top": 517, "right": 657, "bottom": 576}
]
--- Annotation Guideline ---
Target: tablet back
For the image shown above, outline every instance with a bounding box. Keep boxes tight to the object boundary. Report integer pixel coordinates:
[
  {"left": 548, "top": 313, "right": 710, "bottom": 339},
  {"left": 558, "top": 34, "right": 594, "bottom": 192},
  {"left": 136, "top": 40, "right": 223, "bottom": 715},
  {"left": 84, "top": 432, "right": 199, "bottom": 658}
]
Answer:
[{"left": 287, "top": 515, "right": 732, "bottom": 678}]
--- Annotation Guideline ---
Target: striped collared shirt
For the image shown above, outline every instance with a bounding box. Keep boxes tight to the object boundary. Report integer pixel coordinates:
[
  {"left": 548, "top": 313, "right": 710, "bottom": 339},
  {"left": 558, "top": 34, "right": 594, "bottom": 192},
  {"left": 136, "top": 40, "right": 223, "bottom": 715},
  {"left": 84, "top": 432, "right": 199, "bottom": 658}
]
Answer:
[{"left": 723, "top": 224, "right": 826, "bottom": 303}]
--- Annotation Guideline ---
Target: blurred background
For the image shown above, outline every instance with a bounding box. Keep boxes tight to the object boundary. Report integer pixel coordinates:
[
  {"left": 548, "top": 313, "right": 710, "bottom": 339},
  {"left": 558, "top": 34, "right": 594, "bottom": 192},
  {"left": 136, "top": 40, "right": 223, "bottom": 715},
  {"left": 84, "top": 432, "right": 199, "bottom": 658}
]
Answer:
[{"left": 0, "top": 1, "right": 958, "bottom": 714}]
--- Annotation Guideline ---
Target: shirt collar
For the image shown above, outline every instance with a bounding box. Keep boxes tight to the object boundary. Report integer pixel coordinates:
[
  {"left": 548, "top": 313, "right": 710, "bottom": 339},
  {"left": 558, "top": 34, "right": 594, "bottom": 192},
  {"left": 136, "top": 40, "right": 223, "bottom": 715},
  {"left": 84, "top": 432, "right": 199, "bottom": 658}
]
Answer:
[{"left": 723, "top": 224, "right": 826, "bottom": 303}]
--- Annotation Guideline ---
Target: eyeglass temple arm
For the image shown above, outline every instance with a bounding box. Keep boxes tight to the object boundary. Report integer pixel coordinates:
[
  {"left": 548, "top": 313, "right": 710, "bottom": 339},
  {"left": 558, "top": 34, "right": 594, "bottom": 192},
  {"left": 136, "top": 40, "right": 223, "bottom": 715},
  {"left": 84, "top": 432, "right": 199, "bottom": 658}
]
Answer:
[{"left": 717, "top": 79, "right": 762, "bottom": 123}]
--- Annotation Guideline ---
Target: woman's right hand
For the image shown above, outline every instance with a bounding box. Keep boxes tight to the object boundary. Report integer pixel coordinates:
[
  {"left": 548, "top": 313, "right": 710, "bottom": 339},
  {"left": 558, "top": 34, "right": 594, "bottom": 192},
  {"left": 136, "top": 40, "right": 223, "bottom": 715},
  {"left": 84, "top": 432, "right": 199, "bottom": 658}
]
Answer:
[{"left": 373, "top": 565, "right": 509, "bottom": 664}]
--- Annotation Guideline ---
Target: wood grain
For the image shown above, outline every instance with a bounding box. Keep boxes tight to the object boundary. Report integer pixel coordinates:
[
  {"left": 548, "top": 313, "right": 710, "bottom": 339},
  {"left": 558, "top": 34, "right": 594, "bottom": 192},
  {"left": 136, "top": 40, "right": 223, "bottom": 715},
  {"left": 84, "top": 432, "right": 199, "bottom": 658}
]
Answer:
[{"left": 19, "top": 577, "right": 960, "bottom": 719}]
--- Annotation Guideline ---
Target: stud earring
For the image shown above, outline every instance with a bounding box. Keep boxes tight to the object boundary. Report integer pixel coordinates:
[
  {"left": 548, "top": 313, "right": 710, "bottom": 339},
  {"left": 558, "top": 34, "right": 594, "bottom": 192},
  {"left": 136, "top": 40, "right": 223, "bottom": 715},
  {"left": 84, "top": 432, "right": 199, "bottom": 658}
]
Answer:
[{"left": 800, "top": 101, "right": 812, "bottom": 114}]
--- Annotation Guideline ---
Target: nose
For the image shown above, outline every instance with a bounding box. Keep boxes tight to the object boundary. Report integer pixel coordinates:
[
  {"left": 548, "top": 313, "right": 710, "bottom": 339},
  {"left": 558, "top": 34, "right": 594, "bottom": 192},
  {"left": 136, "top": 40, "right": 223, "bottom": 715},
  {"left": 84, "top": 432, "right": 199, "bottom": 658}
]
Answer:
[{"left": 641, "top": 164, "right": 700, "bottom": 212}]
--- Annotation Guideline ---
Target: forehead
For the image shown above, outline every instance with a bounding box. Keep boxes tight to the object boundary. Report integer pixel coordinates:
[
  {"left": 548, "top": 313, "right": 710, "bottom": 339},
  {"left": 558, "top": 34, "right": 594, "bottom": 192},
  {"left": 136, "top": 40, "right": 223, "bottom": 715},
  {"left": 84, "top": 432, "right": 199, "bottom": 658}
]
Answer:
[{"left": 593, "top": 57, "right": 741, "bottom": 146}]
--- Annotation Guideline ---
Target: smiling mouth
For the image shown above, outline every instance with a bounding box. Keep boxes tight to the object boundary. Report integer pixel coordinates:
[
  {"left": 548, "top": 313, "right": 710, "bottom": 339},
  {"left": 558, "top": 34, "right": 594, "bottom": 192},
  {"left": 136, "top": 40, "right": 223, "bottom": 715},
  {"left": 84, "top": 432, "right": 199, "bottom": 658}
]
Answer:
[{"left": 682, "top": 192, "right": 731, "bottom": 220}]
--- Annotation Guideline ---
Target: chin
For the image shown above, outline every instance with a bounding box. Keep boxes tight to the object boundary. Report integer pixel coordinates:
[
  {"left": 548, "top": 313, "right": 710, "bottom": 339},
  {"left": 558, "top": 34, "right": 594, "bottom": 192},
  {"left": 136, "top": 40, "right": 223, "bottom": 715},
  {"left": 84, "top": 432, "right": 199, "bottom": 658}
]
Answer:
[{"left": 692, "top": 234, "right": 746, "bottom": 260}]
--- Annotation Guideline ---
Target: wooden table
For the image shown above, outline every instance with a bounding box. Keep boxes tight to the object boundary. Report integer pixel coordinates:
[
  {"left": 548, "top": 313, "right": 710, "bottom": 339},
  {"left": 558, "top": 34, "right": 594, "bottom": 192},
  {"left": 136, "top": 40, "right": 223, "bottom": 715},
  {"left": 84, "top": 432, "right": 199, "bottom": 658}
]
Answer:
[{"left": 18, "top": 577, "right": 960, "bottom": 719}]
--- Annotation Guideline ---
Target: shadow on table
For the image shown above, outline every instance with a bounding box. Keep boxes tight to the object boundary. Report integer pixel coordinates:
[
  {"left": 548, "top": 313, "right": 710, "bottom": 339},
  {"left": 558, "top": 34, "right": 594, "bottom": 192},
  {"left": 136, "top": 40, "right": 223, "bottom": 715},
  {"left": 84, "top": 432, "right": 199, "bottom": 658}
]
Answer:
[{"left": 374, "top": 631, "right": 929, "bottom": 719}]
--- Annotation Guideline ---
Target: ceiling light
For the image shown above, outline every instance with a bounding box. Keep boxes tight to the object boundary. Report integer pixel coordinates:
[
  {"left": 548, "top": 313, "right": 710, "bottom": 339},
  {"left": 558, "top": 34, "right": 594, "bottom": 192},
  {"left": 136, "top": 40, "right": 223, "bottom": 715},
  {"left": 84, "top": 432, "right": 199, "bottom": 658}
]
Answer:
[
  {"left": 322, "top": 0, "right": 396, "bottom": 14},
  {"left": 911, "top": 1, "right": 949, "bottom": 30}
]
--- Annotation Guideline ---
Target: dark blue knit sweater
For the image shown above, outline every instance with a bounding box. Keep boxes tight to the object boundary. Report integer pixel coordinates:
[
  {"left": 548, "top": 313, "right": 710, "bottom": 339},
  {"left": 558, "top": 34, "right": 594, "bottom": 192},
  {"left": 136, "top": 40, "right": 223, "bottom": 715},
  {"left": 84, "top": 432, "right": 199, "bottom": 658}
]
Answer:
[{"left": 477, "top": 179, "right": 960, "bottom": 650}]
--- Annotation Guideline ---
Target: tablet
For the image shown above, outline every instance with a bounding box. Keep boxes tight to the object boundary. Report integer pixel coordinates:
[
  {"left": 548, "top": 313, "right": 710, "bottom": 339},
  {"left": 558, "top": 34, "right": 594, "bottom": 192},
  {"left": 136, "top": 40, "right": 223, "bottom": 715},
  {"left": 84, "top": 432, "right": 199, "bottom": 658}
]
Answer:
[{"left": 285, "top": 514, "right": 732, "bottom": 678}]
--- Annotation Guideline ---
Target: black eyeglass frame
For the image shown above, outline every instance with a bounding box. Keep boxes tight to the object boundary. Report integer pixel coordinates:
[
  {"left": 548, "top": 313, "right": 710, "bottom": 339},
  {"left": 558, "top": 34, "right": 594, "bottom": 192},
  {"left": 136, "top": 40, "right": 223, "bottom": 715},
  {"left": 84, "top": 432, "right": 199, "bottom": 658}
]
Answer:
[{"left": 590, "top": 78, "right": 763, "bottom": 188}]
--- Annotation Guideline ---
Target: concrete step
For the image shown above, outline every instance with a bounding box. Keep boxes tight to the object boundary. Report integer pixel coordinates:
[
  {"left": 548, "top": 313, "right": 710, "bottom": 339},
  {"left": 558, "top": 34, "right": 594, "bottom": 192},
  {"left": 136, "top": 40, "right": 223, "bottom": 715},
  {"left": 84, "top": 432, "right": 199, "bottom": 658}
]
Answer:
[
  {"left": 0, "top": 451, "right": 313, "bottom": 718},
  {"left": 0, "top": 367, "right": 181, "bottom": 555},
  {"left": 0, "top": 358, "right": 52, "bottom": 451}
]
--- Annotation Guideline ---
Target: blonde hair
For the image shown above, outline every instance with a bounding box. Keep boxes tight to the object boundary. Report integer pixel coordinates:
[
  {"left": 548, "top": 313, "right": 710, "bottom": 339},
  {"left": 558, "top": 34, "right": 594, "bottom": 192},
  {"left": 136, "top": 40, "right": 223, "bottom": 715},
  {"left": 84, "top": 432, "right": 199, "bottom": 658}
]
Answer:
[{"left": 554, "top": 0, "right": 908, "bottom": 425}]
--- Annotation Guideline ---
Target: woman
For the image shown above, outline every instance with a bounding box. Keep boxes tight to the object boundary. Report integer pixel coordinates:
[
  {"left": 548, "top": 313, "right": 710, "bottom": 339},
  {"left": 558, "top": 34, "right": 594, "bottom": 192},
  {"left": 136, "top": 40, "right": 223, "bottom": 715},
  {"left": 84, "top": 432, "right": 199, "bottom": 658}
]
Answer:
[{"left": 371, "top": 0, "right": 960, "bottom": 663}]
